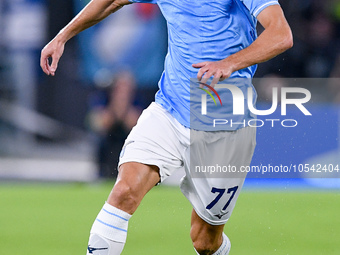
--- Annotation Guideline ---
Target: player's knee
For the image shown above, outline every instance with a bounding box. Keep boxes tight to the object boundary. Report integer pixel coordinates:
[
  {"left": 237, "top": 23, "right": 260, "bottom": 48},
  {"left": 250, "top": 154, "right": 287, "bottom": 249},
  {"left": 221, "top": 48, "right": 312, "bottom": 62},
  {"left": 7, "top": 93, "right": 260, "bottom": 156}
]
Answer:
[{"left": 109, "top": 180, "right": 140, "bottom": 213}]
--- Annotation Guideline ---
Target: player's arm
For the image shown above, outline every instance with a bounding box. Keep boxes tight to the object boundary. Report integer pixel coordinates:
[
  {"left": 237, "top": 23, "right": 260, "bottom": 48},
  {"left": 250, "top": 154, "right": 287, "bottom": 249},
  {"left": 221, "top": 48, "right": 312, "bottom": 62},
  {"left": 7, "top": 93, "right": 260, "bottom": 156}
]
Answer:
[
  {"left": 40, "top": 0, "right": 131, "bottom": 76},
  {"left": 193, "top": 5, "right": 293, "bottom": 85}
]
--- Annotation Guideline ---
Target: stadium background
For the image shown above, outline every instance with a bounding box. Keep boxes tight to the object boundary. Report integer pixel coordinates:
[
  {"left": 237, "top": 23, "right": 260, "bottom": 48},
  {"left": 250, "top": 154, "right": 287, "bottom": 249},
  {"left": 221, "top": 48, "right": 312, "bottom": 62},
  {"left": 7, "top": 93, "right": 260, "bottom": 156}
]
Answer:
[{"left": 0, "top": 0, "right": 340, "bottom": 254}]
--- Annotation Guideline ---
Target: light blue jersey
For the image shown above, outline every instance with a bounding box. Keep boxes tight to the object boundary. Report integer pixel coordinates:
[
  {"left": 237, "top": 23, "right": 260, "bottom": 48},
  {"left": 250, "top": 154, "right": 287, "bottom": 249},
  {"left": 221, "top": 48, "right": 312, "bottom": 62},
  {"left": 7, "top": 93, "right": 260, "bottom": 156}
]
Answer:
[{"left": 129, "top": 0, "right": 279, "bottom": 131}]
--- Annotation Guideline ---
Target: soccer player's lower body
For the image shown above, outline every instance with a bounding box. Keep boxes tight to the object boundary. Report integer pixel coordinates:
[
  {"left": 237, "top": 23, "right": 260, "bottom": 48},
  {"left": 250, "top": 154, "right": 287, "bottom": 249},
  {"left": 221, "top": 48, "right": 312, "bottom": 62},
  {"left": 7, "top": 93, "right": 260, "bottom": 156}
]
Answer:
[{"left": 86, "top": 103, "right": 256, "bottom": 255}]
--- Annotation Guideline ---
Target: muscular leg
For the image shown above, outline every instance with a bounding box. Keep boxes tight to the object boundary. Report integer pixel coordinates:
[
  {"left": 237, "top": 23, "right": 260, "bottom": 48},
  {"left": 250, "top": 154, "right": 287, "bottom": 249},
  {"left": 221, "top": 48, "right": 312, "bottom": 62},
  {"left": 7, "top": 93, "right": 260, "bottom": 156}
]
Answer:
[
  {"left": 87, "top": 162, "right": 160, "bottom": 255},
  {"left": 190, "top": 209, "right": 225, "bottom": 255},
  {"left": 107, "top": 162, "right": 160, "bottom": 214}
]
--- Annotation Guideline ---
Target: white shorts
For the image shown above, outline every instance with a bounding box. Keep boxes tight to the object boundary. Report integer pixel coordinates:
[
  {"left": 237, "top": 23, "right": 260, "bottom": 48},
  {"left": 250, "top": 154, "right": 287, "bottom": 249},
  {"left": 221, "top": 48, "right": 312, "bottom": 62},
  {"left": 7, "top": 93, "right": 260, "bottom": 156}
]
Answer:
[{"left": 119, "top": 102, "right": 256, "bottom": 225}]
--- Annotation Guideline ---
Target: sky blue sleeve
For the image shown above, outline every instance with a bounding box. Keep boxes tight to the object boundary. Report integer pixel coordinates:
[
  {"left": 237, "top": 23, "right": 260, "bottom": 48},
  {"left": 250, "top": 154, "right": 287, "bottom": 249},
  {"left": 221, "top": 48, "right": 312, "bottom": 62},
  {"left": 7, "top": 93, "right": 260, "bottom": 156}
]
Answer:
[
  {"left": 128, "top": 0, "right": 158, "bottom": 3},
  {"left": 240, "top": 0, "right": 279, "bottom": 17}
]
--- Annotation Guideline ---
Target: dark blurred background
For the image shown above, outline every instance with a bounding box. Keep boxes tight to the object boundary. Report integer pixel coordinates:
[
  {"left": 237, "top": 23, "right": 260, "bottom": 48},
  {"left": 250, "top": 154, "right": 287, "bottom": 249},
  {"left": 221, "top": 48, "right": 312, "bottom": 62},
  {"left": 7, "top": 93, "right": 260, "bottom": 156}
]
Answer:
[{"left": 0, "top": 0, "right": 339, "bottom": 181}]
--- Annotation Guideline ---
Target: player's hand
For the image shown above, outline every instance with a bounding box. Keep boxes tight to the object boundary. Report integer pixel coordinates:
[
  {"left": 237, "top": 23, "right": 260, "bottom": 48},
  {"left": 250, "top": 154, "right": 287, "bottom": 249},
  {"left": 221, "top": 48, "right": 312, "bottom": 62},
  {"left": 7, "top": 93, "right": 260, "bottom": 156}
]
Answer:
[
  {"left": 192, "top": 59, "right": 234, "bottom": 88},
  {"left": 40, "top": 38, "right": 65, "bottom": 76}
]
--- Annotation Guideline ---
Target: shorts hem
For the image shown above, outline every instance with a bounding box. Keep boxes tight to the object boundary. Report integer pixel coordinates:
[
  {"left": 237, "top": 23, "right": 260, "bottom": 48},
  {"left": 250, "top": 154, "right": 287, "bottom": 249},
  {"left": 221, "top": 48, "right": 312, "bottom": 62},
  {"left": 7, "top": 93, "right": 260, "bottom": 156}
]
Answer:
[
  {"left": 193, "top": 206, "right": 228, "bottom": 226},
  {"left": 118, "top": 158, "right": 167, "bottom": 182}
]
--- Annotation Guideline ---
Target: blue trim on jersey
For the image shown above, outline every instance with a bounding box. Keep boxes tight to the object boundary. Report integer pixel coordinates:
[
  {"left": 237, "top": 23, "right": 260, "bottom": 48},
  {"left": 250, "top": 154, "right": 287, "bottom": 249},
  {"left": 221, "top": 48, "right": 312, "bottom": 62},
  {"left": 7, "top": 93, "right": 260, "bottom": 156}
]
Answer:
[
  {"left": 240, "top": 0, "right": 279, "bottom": 17},
  {"left": 103, "top": 209, "right": 129, "bottom": 221},
  {"left": 96, "top": 219, "right": 128, "bottom": 232}
]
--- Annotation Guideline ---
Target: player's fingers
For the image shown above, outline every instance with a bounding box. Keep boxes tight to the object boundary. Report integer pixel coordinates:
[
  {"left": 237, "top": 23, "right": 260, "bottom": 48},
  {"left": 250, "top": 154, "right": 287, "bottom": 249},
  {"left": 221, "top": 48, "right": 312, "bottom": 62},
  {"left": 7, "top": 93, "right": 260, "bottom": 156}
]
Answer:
[
  {"left": 197, "top": 66, "right": 209, "bottom": 81},
  {"left": 211, "top": 71, "right": 222, "bottom": 88},
  {"left": 50, "top": 54, "right": 60, "bottom": 76},
  {"left": 40, "top": 52, "right": 51, "bottom": 75},
  {"left": 44, "top": 58, "right": 51, "bottom": 75},
  {"left": 201, "top": 71, "right": 214, "bottom": 87},
  {"left": 192, "top": 62, "right": 208, "bottom": 69},
  {"left": 194, "top": 62, "right": 210, "bottom": 81}
]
